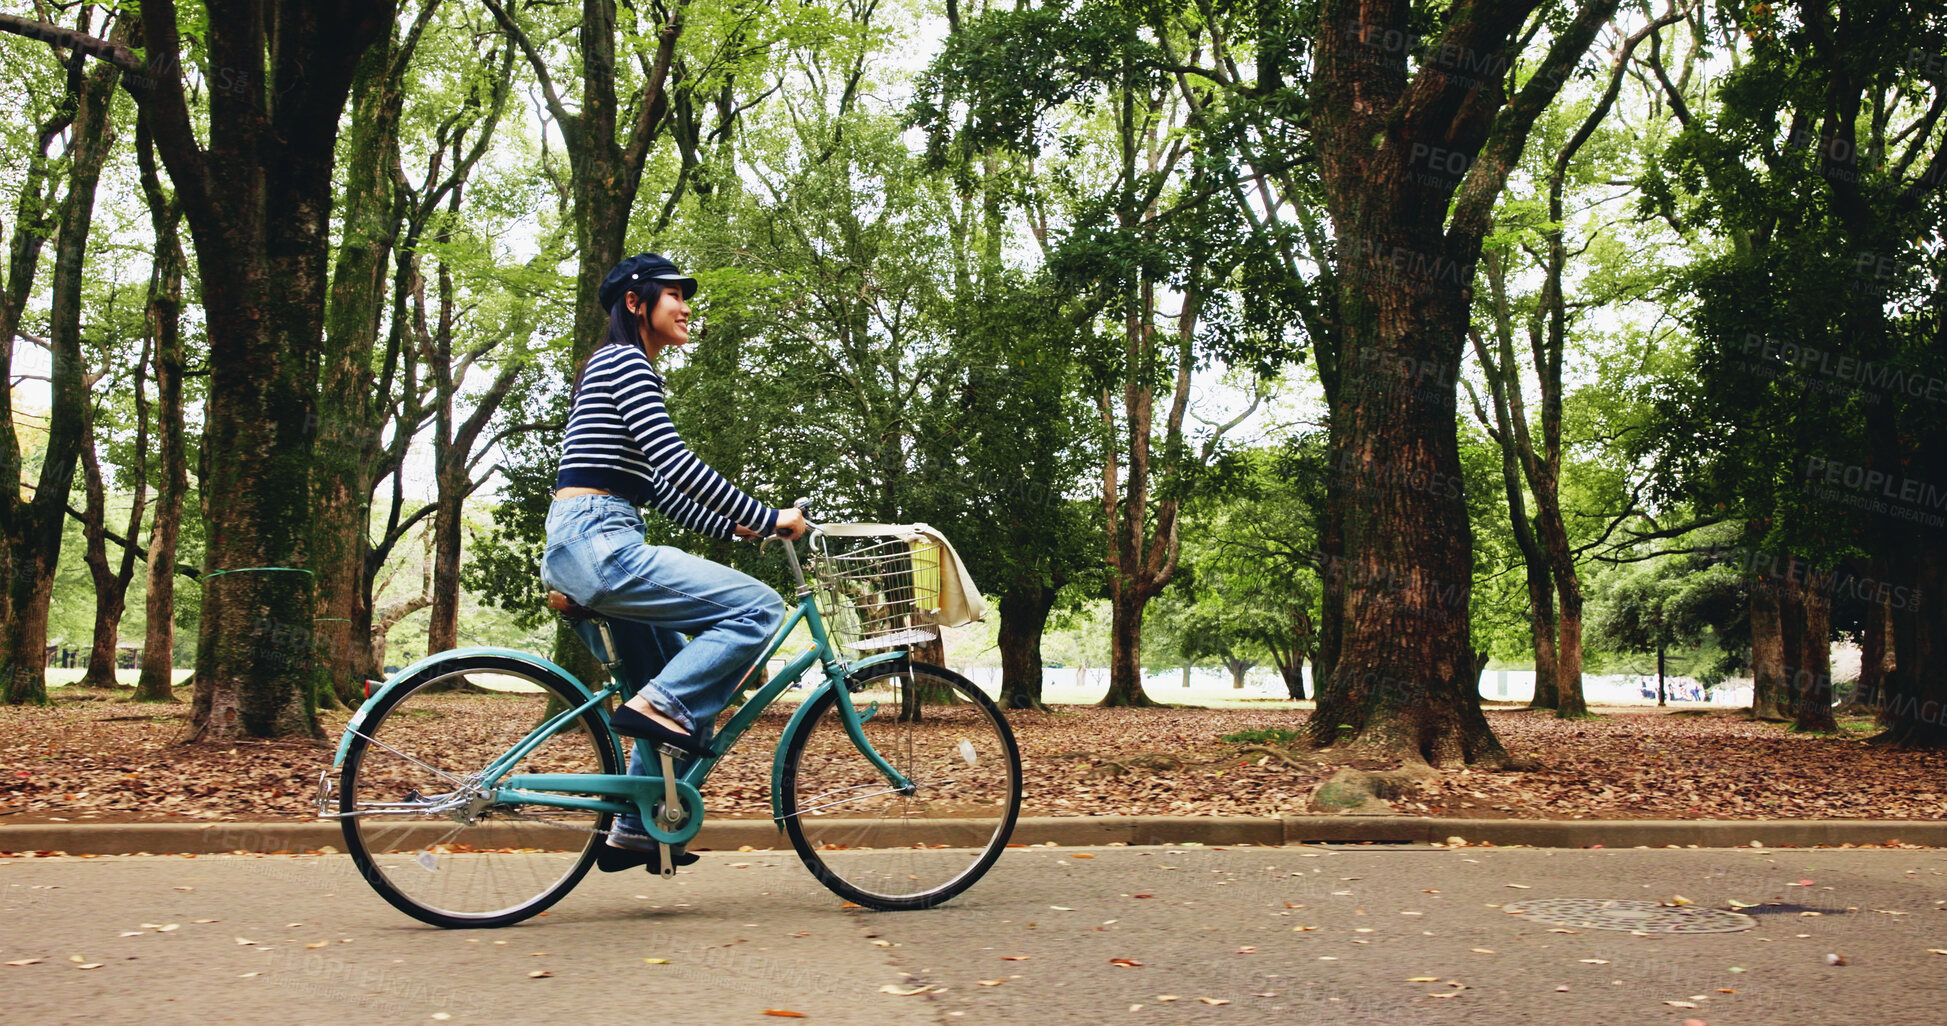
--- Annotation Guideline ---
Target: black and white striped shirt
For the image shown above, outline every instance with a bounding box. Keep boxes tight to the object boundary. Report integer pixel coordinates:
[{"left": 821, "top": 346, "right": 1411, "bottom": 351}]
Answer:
[{"left": 555, "top": 342, "right": 778, "bottom": 540}]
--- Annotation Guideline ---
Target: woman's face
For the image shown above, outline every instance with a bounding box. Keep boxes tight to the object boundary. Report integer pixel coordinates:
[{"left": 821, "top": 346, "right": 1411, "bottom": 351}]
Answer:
[{"left": 628, "top": 285, "right": 691, "bottom": 351}]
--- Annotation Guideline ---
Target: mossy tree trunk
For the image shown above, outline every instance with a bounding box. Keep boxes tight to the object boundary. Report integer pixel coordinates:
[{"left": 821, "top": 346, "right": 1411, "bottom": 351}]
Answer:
[{"left": 1307, "top": 0, "right": 1620, "bottom": 764}]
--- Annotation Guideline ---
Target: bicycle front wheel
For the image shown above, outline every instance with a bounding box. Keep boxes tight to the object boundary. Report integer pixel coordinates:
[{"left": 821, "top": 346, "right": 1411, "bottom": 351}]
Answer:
[
  {"left": 338, "top": 654, "right": 620, "bottom": 928},
  {"left": 780, "top": 662, "right": 1021, "bottom": 910}
]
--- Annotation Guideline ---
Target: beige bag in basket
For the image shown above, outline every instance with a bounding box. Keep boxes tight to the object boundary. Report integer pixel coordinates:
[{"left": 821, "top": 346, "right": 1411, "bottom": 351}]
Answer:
[{"left": 815, "top": 523, "right": 986, "bottom": 627}]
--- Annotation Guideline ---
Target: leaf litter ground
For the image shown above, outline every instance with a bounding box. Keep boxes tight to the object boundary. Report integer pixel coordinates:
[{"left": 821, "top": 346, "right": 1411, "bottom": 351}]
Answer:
[{"left": 3, "top": 690, "right": 1943, "bottom": 828}]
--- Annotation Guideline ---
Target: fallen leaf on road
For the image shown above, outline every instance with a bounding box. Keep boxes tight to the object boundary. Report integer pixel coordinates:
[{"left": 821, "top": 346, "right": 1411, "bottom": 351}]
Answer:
[
  {"left": 1236, "top": 946, "right": 1257, "bottom": 953},
  {"left": 74, "top": 963, "right": 103, "bottom": 970},
  {"left": 1665, "top": 1001, "right": 1697, "bottom": 1008},
  {"left": 1132, "top": 894, "right": 1153, "bottom": 899},
  {"left": 237, "top": 972, "right": 260, "bottom": 978},
  {"left": 1547, "top": 929, "right": 1577, "bottom": 934},
  {"left": 1071, "top": 854, "right": 1094, "bottom": 859},
  {"left": 1406, "top": 976, "right": 1440, "bottom": 982},
  {"left": 1049, "top": 906, "right": 1075, "bottom": 911},
  {"left": 305, "top": 942, "right": 328, "bottom": 949},
  {"left": 978, "top": 980, "right": 1004, "bottom": 986},
  {"left": 879, "top": 985, "right": 935, "bottom": 996},
  {"left": 1156, "top": 995, "right": 1179, "bottom": 1002},
  {"left": 1470, "top": 948, "right": 1496, "bottom": 954},
  {"left": 1727, "top": 900, "right": 1760, "bottom": 909},
  {"left": 118, "top": 932, "right": 143, "bottom": 938},
  {"left": 644, "top": 959, "right": 670, "bottom": 964},
  {"left": 1506, "top": 884, "right": 1531, "bottom": 889},
  {"left": 1824, "top": 953, "right": 1848, "bottom": 966},
  {"left": 1579, "top": 959, "right": 1610, "bottom": 965},
  {"left": 1555, "top": 986, "right": 1569, "bottom": 992},
  {"left": 1929, "top": 950, "right": 1947, "bottom": 955},
  {"left": 1110, "top": 959, "right": 1143, "bottom": 968},
  {"left": 1292, "top": 925, "right": 1317, "bottom": 932},
  {"left": 235, "top": 938, "right": 257, "bottom": 946},
  {"left": 1001, "top": 956, "right": 1030, "bottom": 961},
  {"left": 761, "top": 1011, "right": 807, "bottom": 1018},
  {"left": 1669, "top": 896, "right": 1693, "bottom": 906},
  {"left": 527, "top": 971, "right": 552, "bottom": 978},
  {"left": 1197, "top": 997, "right": 1229, "bottom": 1005},
  {"left": 1428, "top": 992, "right": 1458, "bottom": 999},
  {"left": 5, "top": 960, "right": 42, "bottom": 966}
]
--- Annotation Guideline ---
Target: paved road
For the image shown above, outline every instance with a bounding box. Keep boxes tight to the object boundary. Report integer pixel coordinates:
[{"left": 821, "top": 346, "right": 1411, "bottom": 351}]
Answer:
[{"left": 4, "top": 844, "right": 1944, "bottom": 1025}]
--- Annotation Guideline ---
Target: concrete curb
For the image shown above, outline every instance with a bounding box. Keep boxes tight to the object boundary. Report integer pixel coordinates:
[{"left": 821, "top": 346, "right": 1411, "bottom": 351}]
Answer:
[{"left": 2, "top": 816, "right": 1942, "bottom": 855}]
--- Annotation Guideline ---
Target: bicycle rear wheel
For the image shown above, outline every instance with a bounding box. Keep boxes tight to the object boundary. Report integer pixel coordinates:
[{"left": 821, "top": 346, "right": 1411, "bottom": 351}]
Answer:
[
  {"left": 338, "top": 654, "right": 619, "bottom": 928},
  {"left": 780, "top": 662, "right": 1021, "bottom": 910}
]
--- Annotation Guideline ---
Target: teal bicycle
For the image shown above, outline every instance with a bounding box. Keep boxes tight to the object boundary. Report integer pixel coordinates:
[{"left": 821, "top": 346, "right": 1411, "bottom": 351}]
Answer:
[{"left": 319, "top": 514, "right": 1021, "bottom": 928}]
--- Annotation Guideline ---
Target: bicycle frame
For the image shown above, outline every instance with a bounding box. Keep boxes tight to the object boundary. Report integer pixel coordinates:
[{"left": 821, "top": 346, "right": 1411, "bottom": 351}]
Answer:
[{"left": 331, "top": 534, "right": 915, "bottom": 844}]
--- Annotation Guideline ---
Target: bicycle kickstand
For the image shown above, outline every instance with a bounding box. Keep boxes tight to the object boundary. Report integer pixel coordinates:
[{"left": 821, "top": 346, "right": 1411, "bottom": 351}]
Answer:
[{"left": 655, "top": 744, "right": 685, "bottom": 879}]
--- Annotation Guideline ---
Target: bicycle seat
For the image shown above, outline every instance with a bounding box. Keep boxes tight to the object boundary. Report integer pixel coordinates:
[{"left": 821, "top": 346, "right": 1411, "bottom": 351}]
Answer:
[{"left": 546, "top": 589, "right": 601, "bottom": 621}]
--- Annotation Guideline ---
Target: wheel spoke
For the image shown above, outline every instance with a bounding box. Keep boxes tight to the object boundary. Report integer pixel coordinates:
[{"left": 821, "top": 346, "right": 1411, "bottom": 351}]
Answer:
[
  {"left": 338, "top": 660, "right": 616, "bottom": 928},
  {"left": 782, "top": 664, "right": 1020, "bottom": 909}
]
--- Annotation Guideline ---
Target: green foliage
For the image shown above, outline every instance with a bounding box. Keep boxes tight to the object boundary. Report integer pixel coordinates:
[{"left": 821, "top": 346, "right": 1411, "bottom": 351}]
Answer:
[{"left": 1217, "top": 726, "right": 1302, "bottom": 745}]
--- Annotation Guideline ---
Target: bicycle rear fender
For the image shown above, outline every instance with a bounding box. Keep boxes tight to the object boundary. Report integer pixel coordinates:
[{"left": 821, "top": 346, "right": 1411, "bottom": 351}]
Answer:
[
  {"left": 768, "top": 651, "right": 910, "bottom": 826},
  {"left": 332, "top": 646, "right": 600, "bottom": 767}
]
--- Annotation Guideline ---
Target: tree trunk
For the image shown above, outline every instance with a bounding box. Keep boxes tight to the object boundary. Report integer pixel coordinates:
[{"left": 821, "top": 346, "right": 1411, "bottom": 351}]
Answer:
[
  {"left": 312, "top": 19, "right": 420, "bottom": 708},
  {"left": 1555, "top": 585, "right": 1589, "bottom": 717},
  {"left": 133, "top": 118, "right": 186, "bottom": 704},
  {"left": 1656, "top": 644, "right": 1667, "bottom": 707},
  {"left": 1306, "top": 0, "right": 1616, "bottom": 764},
  {"left": 1226, "top": 658, "right": 1252, "bottom": 689},
  {"left": 1790, "top": 559, "right": 1837, "bottom": 732},
  {"left": 1878, "top": 538, "right": 1947, "bottom": 746},
  {"left": 77, "top": 370, "right": 148, "bottom": 689},
  {"left": 179, "top": 4, "right": 397, "bottom": 741},
  {"left": 1749, "top": 574, "right": 1790, "bottom": 720},
  {"left": 1527, "top": 575, "right": 1560, "bottom": 710},
  {"left": 1278, "top": 651, "right": 1307, "bottom": 701},
  {"left": 1100, "top": 590, "right": 1157, "bottom": 707},
  {"left": 996, "top": 584, "right": 1055, "bottom": 710},
  {"left": 1, "top": 28, "right": 122, "bottom": 705},
  {"left": 1851, "top": 580, "right": 1890, "bottom": 716}
]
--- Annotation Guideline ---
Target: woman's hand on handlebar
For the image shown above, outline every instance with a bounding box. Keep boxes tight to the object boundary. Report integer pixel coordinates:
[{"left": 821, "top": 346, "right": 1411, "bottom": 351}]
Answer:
[{"left": 772, "top": 506, "right": 808, "bottom": 540}]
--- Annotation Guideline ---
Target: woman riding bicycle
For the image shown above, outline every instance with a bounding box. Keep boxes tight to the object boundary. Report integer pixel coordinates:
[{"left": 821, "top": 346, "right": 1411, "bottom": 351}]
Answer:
[{"left": 542, "top": 252, "right": 807, "bottom": 873}]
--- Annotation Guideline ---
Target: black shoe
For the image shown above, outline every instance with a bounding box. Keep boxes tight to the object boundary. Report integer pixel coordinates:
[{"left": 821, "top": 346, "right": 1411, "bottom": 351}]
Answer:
[
  {"left": 596, "top": 842, "right": 700, "bottom": 873},
  {"left": 608, "top": 705, "right": 711, "bottom": 757}
]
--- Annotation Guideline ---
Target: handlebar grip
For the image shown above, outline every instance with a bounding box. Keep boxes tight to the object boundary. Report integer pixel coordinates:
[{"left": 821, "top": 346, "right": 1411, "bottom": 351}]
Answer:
[{"left": 793, "top": 497, "right": 812, "bottom": 512}]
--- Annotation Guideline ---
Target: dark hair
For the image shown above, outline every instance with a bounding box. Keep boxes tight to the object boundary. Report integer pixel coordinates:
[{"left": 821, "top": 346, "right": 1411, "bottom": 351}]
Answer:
[{"left": 572, "top": 283, "right": 678, "bottom": 399}]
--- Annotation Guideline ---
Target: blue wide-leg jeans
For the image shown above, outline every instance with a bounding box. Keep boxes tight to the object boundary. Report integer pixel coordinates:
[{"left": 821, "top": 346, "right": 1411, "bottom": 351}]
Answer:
[{"left": 540, "top": 495, "right": 785, "bottom": 846}]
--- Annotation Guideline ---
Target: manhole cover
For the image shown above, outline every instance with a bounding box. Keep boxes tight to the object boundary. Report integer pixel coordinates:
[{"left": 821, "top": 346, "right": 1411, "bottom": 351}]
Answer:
[{"left": 1503, "top": 898, "right": 1756, "bottom": 934}]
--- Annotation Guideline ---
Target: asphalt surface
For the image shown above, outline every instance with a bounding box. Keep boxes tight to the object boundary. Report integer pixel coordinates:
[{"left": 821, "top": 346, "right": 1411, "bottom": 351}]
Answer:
[{"left": 4, "top": 844, "right": 1944, "bottom": 1025}]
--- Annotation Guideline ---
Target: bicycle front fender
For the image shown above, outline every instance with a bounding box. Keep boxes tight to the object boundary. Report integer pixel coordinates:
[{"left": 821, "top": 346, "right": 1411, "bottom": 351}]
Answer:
[
  {"left": 768, "top": 651, "right": 910, "bottom": 826},
  {"left": 332, "top": 647, "right": 602, "bottom": 767}
]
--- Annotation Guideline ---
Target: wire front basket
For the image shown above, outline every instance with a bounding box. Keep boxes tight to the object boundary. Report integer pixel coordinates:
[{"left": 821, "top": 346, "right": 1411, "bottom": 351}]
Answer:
[{"left": 810, "top": 530, "right": 945, "bottom": 656}]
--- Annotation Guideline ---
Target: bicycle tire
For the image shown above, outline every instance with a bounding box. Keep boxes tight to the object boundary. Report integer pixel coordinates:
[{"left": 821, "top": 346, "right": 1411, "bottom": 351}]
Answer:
[
  {"left": 338, "top": 654, "right": 619, "bottom": 928},
  {"left": 780, "top": 662, "right": 1021, "bottom": 910}
]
